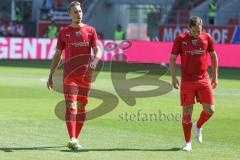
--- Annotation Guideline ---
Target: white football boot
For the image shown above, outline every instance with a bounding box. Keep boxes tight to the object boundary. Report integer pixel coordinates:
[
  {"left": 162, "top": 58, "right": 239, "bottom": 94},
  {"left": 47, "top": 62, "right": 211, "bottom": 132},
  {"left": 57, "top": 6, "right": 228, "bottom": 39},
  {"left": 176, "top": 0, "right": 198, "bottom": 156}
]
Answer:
[
  {"left": 182, "top": 142, "right": 192, "bottom": 151},
  {"left": 193, "top": 123, "right": 203, "bottom": 143},
  {"left": 67, "top": 138, "right": 82, "bottom": 151}
]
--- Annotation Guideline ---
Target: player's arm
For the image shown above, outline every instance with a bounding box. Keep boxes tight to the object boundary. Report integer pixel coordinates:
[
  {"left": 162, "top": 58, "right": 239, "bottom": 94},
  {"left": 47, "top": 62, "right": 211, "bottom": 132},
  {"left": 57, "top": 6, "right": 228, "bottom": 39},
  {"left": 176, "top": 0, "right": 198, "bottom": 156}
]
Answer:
[
  {"left": 47, "top": 49, "right": 63, "bottom": 90},
  {"left": 209, "top": 51, "right": 218, "bottom": 89},
  {"left": 89, "top": 46, "right": 102, "bottom": 70},
  {"left": 89, "top": 27, "right": 102, "bottom": 70},
  {"left": 169, "top": 54, "right": 179, "bottom": 89},
  {"left": 169, "top": 36, "right": 181, "bottom": 89}
]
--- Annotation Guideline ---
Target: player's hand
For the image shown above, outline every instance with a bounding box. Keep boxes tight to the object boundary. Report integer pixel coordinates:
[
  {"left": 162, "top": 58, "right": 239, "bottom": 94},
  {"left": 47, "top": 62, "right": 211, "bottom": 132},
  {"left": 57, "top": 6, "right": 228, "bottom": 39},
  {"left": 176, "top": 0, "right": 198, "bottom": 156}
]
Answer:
[
  {"left": 89, "top": 62, "right": 97, "bottom": 70},
  {"left": 47, "top": 75, "right": 53, "bottom": 90},
  {"left": 89, "top": 58, "right": 100, "bottom": 70},
  {"left": 172, "top": 77, "right": 180, "bottom": 89},
  {"left": 211, "top": 77, "right": 218, "bottom": 89}
]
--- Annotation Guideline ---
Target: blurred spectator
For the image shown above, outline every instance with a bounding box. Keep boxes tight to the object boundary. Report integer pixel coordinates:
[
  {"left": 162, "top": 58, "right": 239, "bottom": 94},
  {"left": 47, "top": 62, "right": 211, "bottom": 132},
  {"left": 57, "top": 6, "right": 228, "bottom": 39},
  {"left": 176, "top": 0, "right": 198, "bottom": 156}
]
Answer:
[
  {"left": 13, "top": 7, "right": 22, "bottom": 22},
  {"left": 15, "top": 22, "right": 25, "bottom": 37},
  {"left": 147, "top": 12, "right": 160, "bottom": 41},
  {"left": 114, "top": 24, "right": 125, "bottom": 40},
  {"left": 47, "top": 20, "right": 58, "bottom": 38},
  {"left": 0, "top": 21, "right": 7, "bottom": 36},
  {"left": 0, "top": 21, "right": 25, "bottom": 37},
  {"left": 0, "top": 6, "right": 10, "bottom": 23},
  {"left": 7, "top": 22, "right": 16, "bottom": 36},
  {"left": 208, "top": 0, "right": 218, "bottom": 25}
]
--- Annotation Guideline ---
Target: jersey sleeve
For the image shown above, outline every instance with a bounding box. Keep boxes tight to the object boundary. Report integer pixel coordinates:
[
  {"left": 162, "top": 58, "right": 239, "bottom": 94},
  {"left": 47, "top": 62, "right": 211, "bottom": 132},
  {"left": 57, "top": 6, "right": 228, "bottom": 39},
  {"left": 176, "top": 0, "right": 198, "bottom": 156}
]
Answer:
[
  {"left": 90, "top": 27, "right": 98, "bottom": 48},
  {"left": 56, "top": 30, "right": 65, "bottom": 51},
  {"left": 207, "top": 34, "right": 215, "bottom": 52},
  {"left": 171, "top": 36, "right": 181, "bottom": 55}
]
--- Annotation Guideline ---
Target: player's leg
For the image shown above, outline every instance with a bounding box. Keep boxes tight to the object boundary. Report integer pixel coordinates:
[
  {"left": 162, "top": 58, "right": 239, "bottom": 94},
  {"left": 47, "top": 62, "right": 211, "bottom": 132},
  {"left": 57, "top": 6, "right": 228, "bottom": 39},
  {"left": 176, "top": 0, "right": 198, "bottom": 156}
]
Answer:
[
  {"left": 70, "top": 83, "right": 90, "bottom": 150},
  {"left": 75, "top": 101, "right": 87, "bottom": 139},
  {"left": 182, "top": 105, "right": 193, "bottom": 151},
  {"left": 180, "top": 81, "right": 196, "bottom": 151},
  {"left": 65, "top": 100, "right": 77, "bottom": 138},
  {"left": 65, "top": 100, "right": 79, "bottom": 150},
  {"left": 64, "top": 84, "right": 78, "bottom": 139},
  {"left": 75, "top": 72, "right": 92, "bottom": 139},
  {"left": 197, "top": 103, "right": 215, "bottom": 128},
  {"left": 64, "top": 83, "right": 80, "bottom": 150},
  {"left": 194, "top": 103, "right": 214, "bottom": 142},
  {"left": 194, "top": 80, "right": 215, "bottom": 142},
  {"left": 70, "top": 65, "right": 92, "bottom": 149},
  {"left": 75, "top": 85, "right": 90, "bottom": 137}
]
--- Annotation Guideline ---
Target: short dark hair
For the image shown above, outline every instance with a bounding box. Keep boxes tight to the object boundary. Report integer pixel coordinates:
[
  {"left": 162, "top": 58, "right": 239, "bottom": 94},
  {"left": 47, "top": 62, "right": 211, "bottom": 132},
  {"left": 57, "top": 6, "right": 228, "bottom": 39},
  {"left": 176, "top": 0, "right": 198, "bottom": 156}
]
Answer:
[
  {"left": 68, "top": 1, "right": 81, "bottom": 13},
  {"left": 189, "top": 16, "right": 203, "bottom": 27}
]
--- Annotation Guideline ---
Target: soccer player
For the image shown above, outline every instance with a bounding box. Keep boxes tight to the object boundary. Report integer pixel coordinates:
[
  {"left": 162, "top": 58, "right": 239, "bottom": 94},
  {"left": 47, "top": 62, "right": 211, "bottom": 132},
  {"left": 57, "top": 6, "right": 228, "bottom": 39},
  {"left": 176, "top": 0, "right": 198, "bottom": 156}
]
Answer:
[
  {"left": 47, "top": 1, "right": 101, "bottom": 151},
  {"left": 169, "top": 16, "right": 218, "bottom": 151}
]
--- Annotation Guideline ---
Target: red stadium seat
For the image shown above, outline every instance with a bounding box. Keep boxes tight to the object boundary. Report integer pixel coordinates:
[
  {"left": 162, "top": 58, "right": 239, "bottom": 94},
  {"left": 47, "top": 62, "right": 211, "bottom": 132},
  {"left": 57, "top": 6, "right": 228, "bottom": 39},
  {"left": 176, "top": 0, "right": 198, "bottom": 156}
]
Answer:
[{"left": 228, "top": 19, "right": 238, "bottom": 25}]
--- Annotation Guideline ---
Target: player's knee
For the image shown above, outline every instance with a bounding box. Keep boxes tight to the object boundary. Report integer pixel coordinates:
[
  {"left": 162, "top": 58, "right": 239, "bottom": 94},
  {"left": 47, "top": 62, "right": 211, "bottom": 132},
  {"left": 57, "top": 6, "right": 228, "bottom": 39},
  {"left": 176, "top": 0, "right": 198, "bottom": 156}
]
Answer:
[
  {"left": 208, "top": 107, "right": 215, "bottom": 115},
  {"left": 182, "top": 112, "right": 192, "bottom": 124},
  {"left": 66, "top": 101, "right": 77, "bottom": 109},
  {"left": 182, "top": 106, "right": 193, "bottom": 124},
  {"left": 204, "top": 105, "right": 215, "bottom": 115},
  {"left": 183, "top": 106, "right": 193, "bottom": 114},
  {"left": 77, "top": 102, "right": 86, "bottom": 110},
  {"left": 182, "top": 115, "right": 192, "bottom": 124}
]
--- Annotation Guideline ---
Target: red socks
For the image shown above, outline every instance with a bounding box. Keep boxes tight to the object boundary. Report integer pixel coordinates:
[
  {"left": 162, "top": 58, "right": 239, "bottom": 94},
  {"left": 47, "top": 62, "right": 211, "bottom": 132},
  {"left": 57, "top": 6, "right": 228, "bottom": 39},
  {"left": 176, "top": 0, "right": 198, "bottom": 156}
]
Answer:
[
  {"left": 75, "top": 109, "right": 87, "bottom": 138},
  {"left": 65, "top": 107, "right": 87, "bottom": 139},
  {"left": 65, "top": 107, "right": 77, "bottom": 139},
  {"left": 197, "top": 110, "right": 212, "bottom": 129},
  {"left": 182, "top": 113, "right": 192, "bottom": 143},
  {"left": 182, "top": 110, "right": 213, "bottom": 143}
]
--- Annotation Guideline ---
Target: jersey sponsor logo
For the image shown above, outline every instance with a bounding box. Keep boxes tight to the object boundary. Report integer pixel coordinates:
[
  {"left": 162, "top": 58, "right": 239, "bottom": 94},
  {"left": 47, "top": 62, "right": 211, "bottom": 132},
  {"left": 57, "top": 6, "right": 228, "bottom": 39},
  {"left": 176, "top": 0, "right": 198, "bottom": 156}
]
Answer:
[
  {"left": 69, "top": 41, "right": 89, "bottom": 47},
  {"left": 185, "top": 49, "right": 205, "bottom": 55}
]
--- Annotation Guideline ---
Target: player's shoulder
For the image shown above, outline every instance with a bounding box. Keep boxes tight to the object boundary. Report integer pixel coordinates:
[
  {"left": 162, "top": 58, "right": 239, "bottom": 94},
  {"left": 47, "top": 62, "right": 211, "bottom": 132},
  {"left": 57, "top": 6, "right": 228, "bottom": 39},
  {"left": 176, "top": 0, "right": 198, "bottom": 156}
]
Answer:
[
  {"left": 201, "top": 32, "right": 212, "bottom": 39},
  {"left": 58, "top": 25, "right": 71, "bottom": 34},
  {"left": 84, "top": 24, "right": 96, "bottom": 32},
  {"left": 175, "top": 32, "right": 189, "bottom": 41}
]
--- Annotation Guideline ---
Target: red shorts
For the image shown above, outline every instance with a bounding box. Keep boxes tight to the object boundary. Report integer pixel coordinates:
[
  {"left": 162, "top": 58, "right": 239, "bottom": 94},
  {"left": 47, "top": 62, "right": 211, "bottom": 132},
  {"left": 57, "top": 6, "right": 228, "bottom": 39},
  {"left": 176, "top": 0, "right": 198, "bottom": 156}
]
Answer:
[
  {"left": 180, "top": 79, "right": 214, "bottom": 106},
  {"left": 63, "top": 74, "right": 92, "bottom": 104}
]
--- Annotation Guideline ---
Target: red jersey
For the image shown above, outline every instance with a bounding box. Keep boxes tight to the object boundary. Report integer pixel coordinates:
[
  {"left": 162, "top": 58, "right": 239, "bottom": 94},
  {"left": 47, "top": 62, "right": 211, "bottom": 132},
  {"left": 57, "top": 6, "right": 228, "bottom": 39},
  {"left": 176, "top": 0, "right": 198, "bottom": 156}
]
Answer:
[
  {"left": 56, "top": 24, "right": 98, "bottom": 78},
  {"left": 171, "top": 32, "right": 215, "bottom": 81}
]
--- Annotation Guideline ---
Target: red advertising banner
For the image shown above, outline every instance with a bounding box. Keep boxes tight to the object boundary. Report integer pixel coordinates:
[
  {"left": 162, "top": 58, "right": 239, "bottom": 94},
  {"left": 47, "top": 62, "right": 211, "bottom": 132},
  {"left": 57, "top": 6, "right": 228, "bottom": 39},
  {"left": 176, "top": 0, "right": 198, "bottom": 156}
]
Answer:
[{"left": 0, "top": 38, "right": 240, "bottom": 68}]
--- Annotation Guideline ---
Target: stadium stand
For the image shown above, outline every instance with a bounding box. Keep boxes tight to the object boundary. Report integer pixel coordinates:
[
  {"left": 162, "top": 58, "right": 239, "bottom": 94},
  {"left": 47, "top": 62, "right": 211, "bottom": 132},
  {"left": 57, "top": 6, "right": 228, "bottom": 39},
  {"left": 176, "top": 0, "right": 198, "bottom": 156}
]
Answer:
[
  {"left": 1, "top": 0, "right": 239, "bottom": 39},
  {"left": 166, "top": 0, "right": 207, "bottom": 25},
  {"left": 191, "top": 0, "right": 240, "bottom": 26},
  {"left": 40, "top": 0, "right": 93, "bottom": 21}
]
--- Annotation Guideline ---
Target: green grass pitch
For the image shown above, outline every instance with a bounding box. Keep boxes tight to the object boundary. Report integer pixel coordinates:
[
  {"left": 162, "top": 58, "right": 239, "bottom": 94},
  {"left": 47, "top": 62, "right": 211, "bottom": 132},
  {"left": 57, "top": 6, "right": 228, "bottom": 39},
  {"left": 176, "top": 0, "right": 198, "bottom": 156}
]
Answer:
[{"left": 0, "top": 61, "right": 239, "bottom": 160}]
